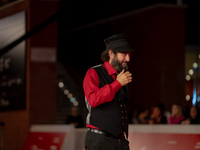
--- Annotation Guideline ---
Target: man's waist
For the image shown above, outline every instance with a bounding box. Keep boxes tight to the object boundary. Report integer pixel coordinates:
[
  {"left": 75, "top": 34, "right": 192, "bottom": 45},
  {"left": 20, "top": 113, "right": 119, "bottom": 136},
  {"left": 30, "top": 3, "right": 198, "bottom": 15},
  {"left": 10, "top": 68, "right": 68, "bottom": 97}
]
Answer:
[{"left": 88, "top": 128, "right": 124, "bottom": 139}]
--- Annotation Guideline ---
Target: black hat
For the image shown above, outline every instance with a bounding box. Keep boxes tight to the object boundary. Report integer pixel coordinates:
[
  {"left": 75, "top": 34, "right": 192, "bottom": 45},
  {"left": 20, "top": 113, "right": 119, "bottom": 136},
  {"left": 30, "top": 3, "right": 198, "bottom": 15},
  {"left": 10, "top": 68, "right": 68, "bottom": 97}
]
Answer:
[{"left": 104, "top": 33, "right": 133, "bottom": 52}]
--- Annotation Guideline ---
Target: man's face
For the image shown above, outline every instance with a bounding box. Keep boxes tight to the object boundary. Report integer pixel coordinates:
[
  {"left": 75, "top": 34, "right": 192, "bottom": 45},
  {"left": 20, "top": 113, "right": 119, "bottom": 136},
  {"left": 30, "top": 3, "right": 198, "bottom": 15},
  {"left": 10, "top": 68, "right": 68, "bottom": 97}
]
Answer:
[
  {"left": 152, "top": 107, "right": 161, "bottom": 117},
  {"left": 110, "top": 51, "right": 131, "bottom": 72},
  {"left": 190, "top": 107, "right": 197, "bottom": 119}
]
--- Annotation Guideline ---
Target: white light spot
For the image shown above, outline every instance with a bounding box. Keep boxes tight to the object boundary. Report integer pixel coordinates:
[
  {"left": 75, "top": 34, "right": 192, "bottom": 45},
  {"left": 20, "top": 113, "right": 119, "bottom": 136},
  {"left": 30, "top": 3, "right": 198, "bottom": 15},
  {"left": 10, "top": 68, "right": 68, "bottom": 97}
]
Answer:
[
  {"left": 193, "top": 62, "right": 198, "bottom": 68},
  {"left": 58, "top": 82, "right": 64, "bottom": 88},
  {"left": 186, "top": 95, "right": 190, "bottom": 101},
  {"left": 64, "top": 89, "right": 69, "bottom": 95},
  {"left": 73, "top": 101, "right": 79, "bottom": 106},
  {"left": 189, "top": 69, "right": 194, "bottom": 75},
  {"left": 185, "top": 75, "right": 191, "bottom": 81}
]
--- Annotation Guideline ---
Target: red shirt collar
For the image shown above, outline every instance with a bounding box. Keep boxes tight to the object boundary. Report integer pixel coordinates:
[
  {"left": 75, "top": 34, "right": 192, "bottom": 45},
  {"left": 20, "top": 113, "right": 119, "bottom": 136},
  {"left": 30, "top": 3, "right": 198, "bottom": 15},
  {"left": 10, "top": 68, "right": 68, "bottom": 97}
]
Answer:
[{"left": 103, "top": 61, "right": 118, "bottom": 76}]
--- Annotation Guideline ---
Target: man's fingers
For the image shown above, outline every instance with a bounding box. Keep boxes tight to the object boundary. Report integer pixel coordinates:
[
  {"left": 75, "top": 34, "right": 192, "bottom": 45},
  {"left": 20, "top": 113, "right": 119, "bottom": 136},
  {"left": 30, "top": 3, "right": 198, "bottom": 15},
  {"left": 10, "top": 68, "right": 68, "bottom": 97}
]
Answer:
[
  {"left": 124, "top": 76, "right": 132, "bottom": 83},
  {"left": 124, "top": 71, "right": 131, "bottom": 75},
  {"left": 127, "top": 78, "right": 132, "bottom": 83},
  {"left": 128, "top": 77, "right": 132, "bottom": 80},
  {"left": 124, "top": 71, "right": 130, "bottom": 74},
  {"left": 124, "top": 72, "right": 132, "bottom": 78}
]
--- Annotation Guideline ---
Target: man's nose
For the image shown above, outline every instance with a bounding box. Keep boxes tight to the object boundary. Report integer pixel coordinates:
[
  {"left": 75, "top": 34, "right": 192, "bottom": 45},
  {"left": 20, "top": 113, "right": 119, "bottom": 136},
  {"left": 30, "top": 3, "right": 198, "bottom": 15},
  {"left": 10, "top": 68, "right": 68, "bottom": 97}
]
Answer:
[{"left": 125, "top": 54, "right": 130, "bottom": 62}]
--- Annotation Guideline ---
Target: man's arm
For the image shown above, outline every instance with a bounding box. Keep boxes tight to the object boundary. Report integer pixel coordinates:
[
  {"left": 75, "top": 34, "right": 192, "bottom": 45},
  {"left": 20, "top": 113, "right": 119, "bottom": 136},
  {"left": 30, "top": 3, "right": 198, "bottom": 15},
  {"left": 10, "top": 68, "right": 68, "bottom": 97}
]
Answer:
[{"left": 83, "top": 68, "right": 121, "bottom": 107}]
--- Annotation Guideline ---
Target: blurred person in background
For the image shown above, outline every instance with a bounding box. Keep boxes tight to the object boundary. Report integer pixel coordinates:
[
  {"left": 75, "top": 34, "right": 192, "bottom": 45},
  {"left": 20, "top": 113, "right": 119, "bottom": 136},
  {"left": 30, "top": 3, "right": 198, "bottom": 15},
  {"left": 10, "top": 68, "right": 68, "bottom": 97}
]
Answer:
[
  {"left": 148, "top": 103, "right": 167, "bottom": 124},
  {"left": 65, "top": 106, "right": 84, "bottom": 128},
  {"left": 169, "top": 104, "right": 185, "bottom": 124},
  {"left": 83, "top": 33, "right": 133, "bottom": 150},
  {"left": 133, "top": 108, "right": 149, "bottom": 124},
  {"left": 181, "top": 106, "right": 200, "bottom": 124}
]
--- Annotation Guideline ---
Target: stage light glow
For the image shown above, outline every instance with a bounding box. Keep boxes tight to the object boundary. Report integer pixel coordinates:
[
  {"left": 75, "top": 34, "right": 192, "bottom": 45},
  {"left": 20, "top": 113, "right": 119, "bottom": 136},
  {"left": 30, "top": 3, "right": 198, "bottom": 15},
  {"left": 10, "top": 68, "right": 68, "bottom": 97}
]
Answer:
[
  {"left": 70, "top": 97, "right": 76, "bottom": 103},
  {"left": 58, "top": 82, "right": 64, "bottom": 88},
  {"left": 186, "top": 95, "right": 190, "bottom": 101},
  {"left": 73, "top": 101, "right": 79, "bottom": 106},
  {"left": 192, "top": 91, "right": 197, "bottom": 106},
  {"left": 67, "top": 93, "right": 73, "bottom": 99},
  {"left": 185, "top": 75, "right": 191, "bottom": 81},
  {"left": 64, "top": 89, "right": 69, "bottom": 95},
  {"left": 193, "top": 62, "right": 198, "bottom": 68},
  {"left": 189, "top": 69, "right": 194, "bottom": 75}
]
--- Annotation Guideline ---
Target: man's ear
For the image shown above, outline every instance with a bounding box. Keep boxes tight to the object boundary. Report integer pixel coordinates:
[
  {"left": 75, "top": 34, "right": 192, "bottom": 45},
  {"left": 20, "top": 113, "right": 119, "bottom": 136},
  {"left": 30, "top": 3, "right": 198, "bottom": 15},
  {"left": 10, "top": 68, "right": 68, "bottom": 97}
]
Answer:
[{"left": 108, "top": 50, "right": 114, "bottom": 58}]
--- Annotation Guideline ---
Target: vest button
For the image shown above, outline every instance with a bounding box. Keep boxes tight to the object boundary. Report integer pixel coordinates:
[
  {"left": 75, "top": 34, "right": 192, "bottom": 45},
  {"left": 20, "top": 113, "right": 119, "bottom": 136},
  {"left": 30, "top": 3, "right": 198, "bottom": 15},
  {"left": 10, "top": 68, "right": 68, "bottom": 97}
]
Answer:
[{"left": 120, "top": 105, "right": 122, "bottom": 107}]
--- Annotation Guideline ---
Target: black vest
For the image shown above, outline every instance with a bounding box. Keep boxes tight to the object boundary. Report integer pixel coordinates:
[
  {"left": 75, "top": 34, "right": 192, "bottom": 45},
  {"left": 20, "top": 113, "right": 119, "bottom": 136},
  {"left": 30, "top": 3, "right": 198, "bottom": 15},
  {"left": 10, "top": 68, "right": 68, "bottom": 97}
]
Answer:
[{"left": 88, "top": 64, "right": 129, "bottom": 138}]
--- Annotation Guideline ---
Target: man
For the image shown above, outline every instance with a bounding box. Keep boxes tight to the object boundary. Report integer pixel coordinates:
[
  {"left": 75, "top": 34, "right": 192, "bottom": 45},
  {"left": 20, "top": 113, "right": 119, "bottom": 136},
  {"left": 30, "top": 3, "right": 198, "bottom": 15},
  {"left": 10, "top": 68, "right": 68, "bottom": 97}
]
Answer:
[{"left": 83, "top": 33, "right": 133, "bottom": 150}]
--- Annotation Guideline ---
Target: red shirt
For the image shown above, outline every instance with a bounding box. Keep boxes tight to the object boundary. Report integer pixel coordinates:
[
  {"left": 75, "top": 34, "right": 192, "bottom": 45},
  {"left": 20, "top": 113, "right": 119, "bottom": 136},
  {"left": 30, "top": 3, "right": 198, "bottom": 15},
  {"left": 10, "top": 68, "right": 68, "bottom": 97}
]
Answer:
[{"left": 83, "top": 61, "right": 122, "bottom": 129}]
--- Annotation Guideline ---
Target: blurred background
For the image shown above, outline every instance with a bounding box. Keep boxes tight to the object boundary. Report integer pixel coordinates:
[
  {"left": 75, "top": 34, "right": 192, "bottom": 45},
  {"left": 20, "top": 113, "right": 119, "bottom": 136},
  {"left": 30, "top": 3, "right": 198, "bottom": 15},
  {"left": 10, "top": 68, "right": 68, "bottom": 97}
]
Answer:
[{"left": 0, "top": 0, "right": 200, "bottom": 149}]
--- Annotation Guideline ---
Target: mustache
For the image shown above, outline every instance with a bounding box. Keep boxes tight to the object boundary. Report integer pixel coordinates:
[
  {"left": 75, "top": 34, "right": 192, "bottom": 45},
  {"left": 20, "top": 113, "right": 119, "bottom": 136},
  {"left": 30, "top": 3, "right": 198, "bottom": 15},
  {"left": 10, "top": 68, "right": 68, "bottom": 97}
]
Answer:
[{"left": 122, "top": 61, "right": 128, "bottom": 64}]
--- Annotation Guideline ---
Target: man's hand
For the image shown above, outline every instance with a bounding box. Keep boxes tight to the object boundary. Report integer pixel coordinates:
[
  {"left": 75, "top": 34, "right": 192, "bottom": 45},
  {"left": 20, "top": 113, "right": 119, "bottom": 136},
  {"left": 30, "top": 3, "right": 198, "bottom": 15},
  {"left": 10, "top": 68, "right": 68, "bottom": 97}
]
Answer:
[{"left": 116, "top": 69, "right": 132, "bottom": 86}]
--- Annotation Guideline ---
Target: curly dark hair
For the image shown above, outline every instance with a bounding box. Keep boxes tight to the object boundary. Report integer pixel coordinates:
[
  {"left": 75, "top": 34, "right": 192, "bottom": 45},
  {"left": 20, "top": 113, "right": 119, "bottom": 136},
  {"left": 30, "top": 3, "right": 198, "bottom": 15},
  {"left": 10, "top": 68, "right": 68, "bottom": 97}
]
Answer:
[{"left": 101, "top": 49, "right": 117, "bottom": 62}]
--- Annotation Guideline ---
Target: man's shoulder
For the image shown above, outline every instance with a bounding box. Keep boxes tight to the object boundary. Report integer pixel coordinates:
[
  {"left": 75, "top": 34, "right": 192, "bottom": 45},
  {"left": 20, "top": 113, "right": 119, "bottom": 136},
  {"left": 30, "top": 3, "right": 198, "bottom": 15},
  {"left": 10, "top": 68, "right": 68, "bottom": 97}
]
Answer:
[
  {"left": 85, "top": 63, "right": 106, "bottom": 77},
  {"left": 86, "top": 64, "right": 103, "bottom": 73},
  {"left": 91, "top": 64, "right": 108, "bottom": 74},
  {"left": 91, "top": 64, "right": 102, "bottom": 69},
  {"left": 85, "top": 65, "right": 100, "bottom": 77}
]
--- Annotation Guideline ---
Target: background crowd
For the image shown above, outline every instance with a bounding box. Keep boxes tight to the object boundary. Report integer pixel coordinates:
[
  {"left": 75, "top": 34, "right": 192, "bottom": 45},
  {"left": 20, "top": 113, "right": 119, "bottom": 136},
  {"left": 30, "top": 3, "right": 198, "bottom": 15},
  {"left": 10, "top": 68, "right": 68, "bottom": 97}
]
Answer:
[
  {"left": 132, "top": 103, "right": 200, "bottom": 125},
  {"left": 65, "top": 103, "right": 200, "bottom": 128}
]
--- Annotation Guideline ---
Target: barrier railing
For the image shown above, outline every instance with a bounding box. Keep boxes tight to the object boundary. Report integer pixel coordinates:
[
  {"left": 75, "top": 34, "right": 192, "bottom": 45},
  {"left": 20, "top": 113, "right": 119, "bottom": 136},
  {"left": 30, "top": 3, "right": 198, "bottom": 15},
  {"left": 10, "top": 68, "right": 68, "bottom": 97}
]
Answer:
[{"left": 23, "top": 124, "right": 200, "bottom": 150}]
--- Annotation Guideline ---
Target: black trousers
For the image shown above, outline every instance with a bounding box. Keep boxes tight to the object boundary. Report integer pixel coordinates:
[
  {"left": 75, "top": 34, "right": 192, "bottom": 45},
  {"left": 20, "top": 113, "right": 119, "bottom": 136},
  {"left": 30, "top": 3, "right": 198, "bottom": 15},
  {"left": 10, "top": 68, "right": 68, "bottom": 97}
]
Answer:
[{"left": 84, "top": 130, "right": 130, "bottom": 150}]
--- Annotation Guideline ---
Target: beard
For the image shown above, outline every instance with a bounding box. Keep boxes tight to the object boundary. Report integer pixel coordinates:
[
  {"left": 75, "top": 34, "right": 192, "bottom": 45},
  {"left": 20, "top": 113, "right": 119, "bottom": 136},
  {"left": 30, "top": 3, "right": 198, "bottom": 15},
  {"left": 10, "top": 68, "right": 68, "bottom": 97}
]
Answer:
[{"left": 111, "top": 55, "right": 129, "bottom": 72}]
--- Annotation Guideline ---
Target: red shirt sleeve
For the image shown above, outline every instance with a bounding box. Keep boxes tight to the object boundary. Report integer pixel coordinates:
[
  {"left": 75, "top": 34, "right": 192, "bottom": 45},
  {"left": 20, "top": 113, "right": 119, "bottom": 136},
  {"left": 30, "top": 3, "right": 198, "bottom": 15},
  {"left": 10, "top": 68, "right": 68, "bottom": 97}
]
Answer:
[{"left": 83, "top": 68, "right": 121, "bottom": 108}]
